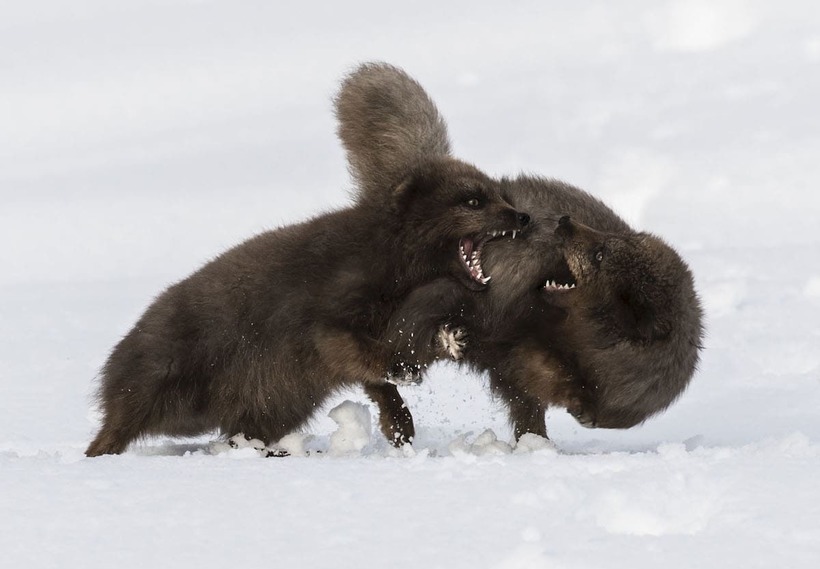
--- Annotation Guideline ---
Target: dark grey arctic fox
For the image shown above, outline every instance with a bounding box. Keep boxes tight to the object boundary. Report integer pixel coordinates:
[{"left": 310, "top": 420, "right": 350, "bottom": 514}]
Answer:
[
  {"left": 85, "top": 70, "right": 530, "bottom": 456},
  {"left": 336, "top": 62, "right": 704, "bottom": 442}
]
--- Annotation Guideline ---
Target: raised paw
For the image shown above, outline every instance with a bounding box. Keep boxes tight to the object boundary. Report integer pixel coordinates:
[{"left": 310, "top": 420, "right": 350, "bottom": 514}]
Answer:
[
  {"left": 437, "top": 324, "right": 467, "bottom": 360},
  {"left": 386, "top": 361, "right": 423, "bottom": 386}
]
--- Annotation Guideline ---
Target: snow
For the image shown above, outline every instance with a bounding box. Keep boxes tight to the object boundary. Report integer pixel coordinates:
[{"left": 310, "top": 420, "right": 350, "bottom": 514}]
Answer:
[
  {"left": 328, "top": 401, "right": 372, "bottom": 456},
  {"left": 2, "top": 1, "right": 820, "bottom": 567}
]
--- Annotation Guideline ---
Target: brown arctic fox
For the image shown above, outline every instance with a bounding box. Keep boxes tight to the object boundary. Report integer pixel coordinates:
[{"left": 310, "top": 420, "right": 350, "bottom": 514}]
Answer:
[
  {"left": 85, "top": 71, "right": 529, "bottom": 456},
  {"left": 336, "top": 62, "right": 704, "bottom": 442}
]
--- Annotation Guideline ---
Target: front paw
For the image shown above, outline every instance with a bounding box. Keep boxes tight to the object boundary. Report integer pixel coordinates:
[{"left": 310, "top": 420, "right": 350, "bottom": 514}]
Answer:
[
  {"left": 383, "top": 404, "right": 415, "bottom": 448},
  {"left": 567, "top": 398, "right": 596, "bottom": 428},
  {"left": 386, "top": 361, "right": 422, "bottom": 386},
  {"left": 437, "top": 324, "right": 467, "bottom": 360}
]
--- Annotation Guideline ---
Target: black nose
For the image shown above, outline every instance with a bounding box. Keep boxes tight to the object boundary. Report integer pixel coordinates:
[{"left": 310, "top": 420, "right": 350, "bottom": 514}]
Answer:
[{"left": 517, "top": 212, "right": 530, "bottom": 227}]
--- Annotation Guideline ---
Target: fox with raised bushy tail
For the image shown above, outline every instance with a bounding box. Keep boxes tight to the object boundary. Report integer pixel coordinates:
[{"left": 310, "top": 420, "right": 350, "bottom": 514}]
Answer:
[
  {"left": 336, "top": 62, "right": 704, "bottom": 441},
  {"left": 86, "top": 66, "right": 529, "bottom": 456}
]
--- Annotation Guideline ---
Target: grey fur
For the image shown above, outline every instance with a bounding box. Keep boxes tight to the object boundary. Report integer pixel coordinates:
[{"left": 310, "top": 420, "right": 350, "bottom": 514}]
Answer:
[{"left": 335, "top": 62, "right": 452, "bottom": 206}]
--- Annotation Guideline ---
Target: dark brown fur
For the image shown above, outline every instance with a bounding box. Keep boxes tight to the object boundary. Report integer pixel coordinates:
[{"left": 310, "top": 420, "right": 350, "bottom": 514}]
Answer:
[
  {"left": 335, "top": 62, "right": 451, "bottom": 207},
  {"left": 86, "top": 77, "right": 529, "bottom": 456},
  {"left": 336, "top": 62, "right": 704, "bottom": 441}
]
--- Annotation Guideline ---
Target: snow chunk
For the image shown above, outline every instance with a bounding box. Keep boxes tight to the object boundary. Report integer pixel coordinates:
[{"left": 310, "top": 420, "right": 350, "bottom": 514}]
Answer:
[
  {"left": 448, "top": 429, "right": 512, "bottom": 457},
  {"left": 209, "top": 433, "right": 268, "bottom": 458},
  {"left": 328, "top": 401, "right": 372, "bottom": 456},
  {"left": 513, "top": 433, "right": 557, "bottom": 455},
  {"left": 208, "top": 433, "right": 296, "bottom": 458},
  {"left": 276, "top": 433, "right": 311, "bottom": 457}
]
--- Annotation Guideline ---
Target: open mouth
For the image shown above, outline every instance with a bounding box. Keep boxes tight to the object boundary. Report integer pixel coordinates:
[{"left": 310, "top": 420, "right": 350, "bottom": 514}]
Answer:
[
  {"left": 542, "top": 255, "right": 578, "bottom": 292},
  {"left": 459, "top": 229, "right": 520, "bottom": 285}
]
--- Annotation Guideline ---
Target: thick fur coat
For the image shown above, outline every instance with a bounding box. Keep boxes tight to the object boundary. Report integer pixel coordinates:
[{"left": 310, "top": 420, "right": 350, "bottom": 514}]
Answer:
[
  {"left": 86, "top": 70, "right": 529, "bottom": 456},
  {"left": 336, "top": 62, "right": 704, "bottom": 441}
]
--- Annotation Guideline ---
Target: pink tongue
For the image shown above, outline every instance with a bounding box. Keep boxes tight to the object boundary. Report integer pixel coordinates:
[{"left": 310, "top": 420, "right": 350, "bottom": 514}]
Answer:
[{"left": 460, "top": 238, "right": 474, "bottom": 259}]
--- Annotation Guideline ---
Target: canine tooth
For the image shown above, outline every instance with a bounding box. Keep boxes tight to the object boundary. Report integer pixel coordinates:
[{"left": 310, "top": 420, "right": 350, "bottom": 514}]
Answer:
[{"left": 512, "top": 230, "right": 517, "bottom": 239}]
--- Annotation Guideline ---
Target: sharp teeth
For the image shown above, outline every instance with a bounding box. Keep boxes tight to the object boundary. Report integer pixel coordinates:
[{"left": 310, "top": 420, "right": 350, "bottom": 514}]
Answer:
[
  {"left": 512, "top": 230, "right": 517, "bottom": 239},
  {"left": 570, "top": 284, "right": 576, "bottom": 289}
]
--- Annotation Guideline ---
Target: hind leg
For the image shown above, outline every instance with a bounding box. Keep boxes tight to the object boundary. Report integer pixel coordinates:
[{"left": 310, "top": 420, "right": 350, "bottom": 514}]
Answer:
[
  {"left": 489, "top": 374, "right": 547, "bottom": 441},
  {"left": 364, "top": 383, "right": 415, "bottom": 446},
  {"left": 86, "top": 323, "right": 210, "bottom": 456},
  {"left": 86, "top": 396, "right": 150, "bottom": 456},
  {"left": 86, "top": 425, "right": 137, "bottom": 456},
  {"left": 509, "top": 397, "right": 548, "bottom": 441}
]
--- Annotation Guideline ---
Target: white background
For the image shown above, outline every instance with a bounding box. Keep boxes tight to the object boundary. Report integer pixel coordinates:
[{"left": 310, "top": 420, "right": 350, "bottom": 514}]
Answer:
[{"left": 2, "top": 1, "right": 819, "bottom": 567}]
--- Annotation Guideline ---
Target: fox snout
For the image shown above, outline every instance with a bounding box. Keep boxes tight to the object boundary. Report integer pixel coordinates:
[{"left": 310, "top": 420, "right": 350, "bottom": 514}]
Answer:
[{"left": 498, "top": 206, "right": 530, "bottom": 230}]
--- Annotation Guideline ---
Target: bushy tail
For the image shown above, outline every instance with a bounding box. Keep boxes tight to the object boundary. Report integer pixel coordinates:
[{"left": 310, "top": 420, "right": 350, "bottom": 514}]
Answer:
[{"left": 334, "top": 62, "right": 452, "bottom": 204}]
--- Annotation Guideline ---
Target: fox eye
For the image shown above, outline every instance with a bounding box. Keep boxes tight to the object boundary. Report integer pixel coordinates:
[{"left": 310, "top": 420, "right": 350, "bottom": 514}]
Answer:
[
  {"left": 465, "top": 197, "right": 482, "bottom": 208},
  {"left": 594, "top": 249, "right": 605, "bottom": 263}
]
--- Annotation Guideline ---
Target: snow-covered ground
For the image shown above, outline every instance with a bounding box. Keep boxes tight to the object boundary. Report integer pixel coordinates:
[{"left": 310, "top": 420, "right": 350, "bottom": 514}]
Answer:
[{"left": 2, "top": 1, "right": 820, "bottom": 567}]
